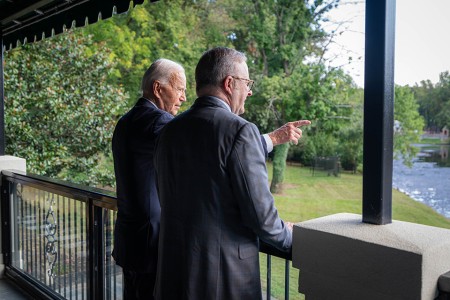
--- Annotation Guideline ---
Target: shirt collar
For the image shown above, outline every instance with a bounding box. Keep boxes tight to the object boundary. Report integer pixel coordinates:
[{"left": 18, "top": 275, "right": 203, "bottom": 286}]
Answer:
[
  {"left": 210, "top": 96, "right": 231, "bottom": 112},
  {"left": 143, "top": 97, "right": 158, "bottom": 109}
]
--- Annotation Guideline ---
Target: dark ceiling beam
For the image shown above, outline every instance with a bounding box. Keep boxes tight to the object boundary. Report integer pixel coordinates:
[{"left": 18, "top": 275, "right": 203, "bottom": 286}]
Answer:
[
  {"left": 2, "top": 0, "right": 146, "bottom": 50},
  {"left": 0, "top": 0, "right": 55, "bottom": 24}
]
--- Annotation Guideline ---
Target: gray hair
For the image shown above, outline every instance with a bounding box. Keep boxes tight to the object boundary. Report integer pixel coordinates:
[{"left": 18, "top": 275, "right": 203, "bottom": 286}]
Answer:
[
  {"left": 141, "top": 58, "right": 185, "bottom": 97},
  {"left": 195, "top": 47, "right": 247, "bottom": 93}
]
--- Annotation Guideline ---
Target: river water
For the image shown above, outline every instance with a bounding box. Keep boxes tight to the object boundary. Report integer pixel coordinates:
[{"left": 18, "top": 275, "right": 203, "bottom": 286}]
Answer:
[{"left": 392, "top": 144, "right": 450, "bottom": 218}]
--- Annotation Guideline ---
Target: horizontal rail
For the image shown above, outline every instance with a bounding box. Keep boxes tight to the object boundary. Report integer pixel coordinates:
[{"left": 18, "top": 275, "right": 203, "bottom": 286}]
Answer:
[{"left": 1, "top": 170, "right": 117, "bottom": 209}]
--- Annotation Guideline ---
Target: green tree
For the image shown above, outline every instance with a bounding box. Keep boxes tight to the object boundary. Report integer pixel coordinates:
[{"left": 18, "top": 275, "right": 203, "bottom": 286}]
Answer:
[
  {"left": 4, "top": 31, "right": 127, "bottom": 186},
  {"left": 434, "top": 72, "right": 450, "bottom": 129},
  {"left": 415, "top": 72, "right": 450, "bottom": 131},
  {"left": 228, "top": 0, "right": 342, "bottom": 192},
  {"left": 85, "top": 0, "right": 233, "bottom": 107},
  {"left": 394, "top": 85, "right": 425, "bottom": 164}
]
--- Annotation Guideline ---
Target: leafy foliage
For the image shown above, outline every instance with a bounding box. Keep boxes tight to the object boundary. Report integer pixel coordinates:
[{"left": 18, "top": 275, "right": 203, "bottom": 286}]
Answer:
[
  {"left": 394, "top": 85, "right": 425, "bottom": 164},
  {"left": 85, "top": 0, "right": 232, "bottom": 106},
  {"left": 414, "top": 71, "right": 450, "bottom": 131},
  {"left": 4, "top": 32, "right": 127, "bottom": 186},
  {"left": 227, "top": 0, "right": 348, "bottom": 192}
]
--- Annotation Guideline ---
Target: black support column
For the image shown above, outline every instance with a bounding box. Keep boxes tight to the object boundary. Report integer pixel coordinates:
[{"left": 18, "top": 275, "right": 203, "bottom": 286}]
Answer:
[{"left": 362, "top": 0, "right": 396, "bottom": 225}]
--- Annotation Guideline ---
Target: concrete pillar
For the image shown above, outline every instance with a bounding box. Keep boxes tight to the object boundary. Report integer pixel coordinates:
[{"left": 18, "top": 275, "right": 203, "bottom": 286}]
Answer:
[
  {"left": 292, "top": 213, "right": 450, "bottom": 300},
  {"left": 0, "top": 155, "right": 26, "bottom": 278}
]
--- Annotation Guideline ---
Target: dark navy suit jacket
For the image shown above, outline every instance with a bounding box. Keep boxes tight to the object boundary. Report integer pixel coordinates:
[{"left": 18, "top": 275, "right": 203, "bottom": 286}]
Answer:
[
  {"left": 154, "top": 96, "right": 291, "bottom": 299},
  {"left": 112, "top": 98, "right": 173, "bottom": 273}
]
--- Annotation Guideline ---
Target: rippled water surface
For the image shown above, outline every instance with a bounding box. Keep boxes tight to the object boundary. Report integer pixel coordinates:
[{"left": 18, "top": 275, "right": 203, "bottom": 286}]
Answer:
[{"left": 392, "top": 144, "right": 450, "bottom": 218}]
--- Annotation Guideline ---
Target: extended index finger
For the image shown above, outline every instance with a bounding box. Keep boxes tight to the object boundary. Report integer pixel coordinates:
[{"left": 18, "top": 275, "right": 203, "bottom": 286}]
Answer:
[{"left": 291, "top": 120, "right": 311, "bottom": 127}]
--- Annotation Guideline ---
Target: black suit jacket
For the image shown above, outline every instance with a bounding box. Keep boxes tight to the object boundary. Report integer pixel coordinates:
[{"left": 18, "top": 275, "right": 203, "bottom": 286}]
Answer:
[
  {"left": 154, "top": 96, "right": 292, "bottom": 299},
  {"left": 112, "top": 98, "right": 173, "bottom": 273}
]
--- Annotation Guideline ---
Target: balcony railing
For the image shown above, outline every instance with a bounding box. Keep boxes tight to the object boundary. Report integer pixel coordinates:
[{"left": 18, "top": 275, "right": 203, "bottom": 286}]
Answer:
[{"left": 1, "top": 170, "right": 293, "bottom": 300}]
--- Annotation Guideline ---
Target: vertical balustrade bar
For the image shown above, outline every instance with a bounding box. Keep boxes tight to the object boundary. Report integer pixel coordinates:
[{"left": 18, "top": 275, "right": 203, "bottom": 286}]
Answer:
[
  {"left": 43, "top": 191, "right": 47, "bottom": 286},
  {"left": 95, "top": 206, "right": 105, "bottom": 300},
  {"left": 51, "top": 193, "right": 55, "bottom": 290},
  {"left": 38, "top": 190, "right": 43, "bottom": 282},
  {"left": 57, "top": 194, "right": 61, "bottom": 294},
  {"left": 42, "top": 192, "right": 45, "bottom": 284},
  {"left": 69, "top": 197, "right": 73, "bottom": 299},
  {"left": 25, "top": 188, "right": 30, "bottom": 274},
  {"left": 88, "top": 200, "right": 94, "bottom": 300},
  {"left": 112, "top": 212, "right": 117, "bottom": 300},
  {"left": 88, "top": 200, "right": 106, "bottom": 300},
  {"left": 42, "top": 191, "right": 45, "bottom": 284},
  {"left": 285, "top": 259, "right": 289, "bottom": 300},
  {"left": 105, "top": 210, "right": 111, "bottom": 300},
  {"left": 81, "top": 201, "right": 85, "bottom": 300},
  {"left": 266, "top": 254, "right": 271, "bottom": 300},
  {"left": 63, "top": 197, "right": 67, "bottom": 298},
  {"left": 19, "top": 184, "right": 25, "bottom": 269},
  {"left": 12, "top": 183, "right": 19, "bottom": 266},
  {"left": 33, "top": 190, "right": 37, "bottom": 279},
  {"left": 74, "top": 200, "right": 78, "bottom": 300},
  {"left": 1, "top": 179, "right": 11, "bottom": 266}
]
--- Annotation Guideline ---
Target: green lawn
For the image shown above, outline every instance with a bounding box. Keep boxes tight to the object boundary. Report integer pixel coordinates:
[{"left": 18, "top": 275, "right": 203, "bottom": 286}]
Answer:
[
  {"left": 261, "top": 162, "right": 450, "bottom": 299},
  {"left": 419, "top": 138, "right": 450, "bottom": 145}
]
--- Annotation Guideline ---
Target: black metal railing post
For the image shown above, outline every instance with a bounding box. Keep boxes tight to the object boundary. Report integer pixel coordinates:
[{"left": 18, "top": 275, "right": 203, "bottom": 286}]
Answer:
[
  {"left": 285, "top": 259, "right": 289, "bottom": 300},
  {"left": 87, "top": 200, "right": 95, "bottom": 300},
  {"left": 95, "top": 206, "right": 105, "bottom": 300},
  {"left": 1, "top": 177, "right": 12, "bottom": 265},
  {"left": 362, "top": 0, "right": 396, "bottom": 225},
  {"left": 266, "top": 254, "right": 271, "bottom": 299},
  {"left": 88, "top": 200, "right": 105, "bottom": 300}
]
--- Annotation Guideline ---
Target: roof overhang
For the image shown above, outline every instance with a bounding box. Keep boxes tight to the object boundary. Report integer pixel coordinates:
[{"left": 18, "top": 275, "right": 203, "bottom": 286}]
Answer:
[{"left": 0, "top": 0, "right": 156, "bottom": 50}]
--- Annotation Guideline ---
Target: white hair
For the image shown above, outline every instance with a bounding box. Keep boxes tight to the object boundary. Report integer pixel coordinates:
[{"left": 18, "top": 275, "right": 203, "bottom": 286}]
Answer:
[{"left": 141, "top": 58, "right": 185, "bottom": 97}]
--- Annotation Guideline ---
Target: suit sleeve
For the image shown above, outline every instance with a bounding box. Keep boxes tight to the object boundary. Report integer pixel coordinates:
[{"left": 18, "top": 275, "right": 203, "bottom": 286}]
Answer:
[
  {"left": 228, "top": 123, "right": 292, "bottom": 252},
  {"left": 154, "top": 112, "right": 174, "bottom": 136},
  {"left": 260, "top": 135, "right": 268, "bottom": 157}
]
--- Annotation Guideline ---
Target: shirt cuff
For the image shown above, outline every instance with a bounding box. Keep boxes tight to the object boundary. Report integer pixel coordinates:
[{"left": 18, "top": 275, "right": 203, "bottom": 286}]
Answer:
[{"left": 263, "top": 134, "right": 273, "bottom": 153}]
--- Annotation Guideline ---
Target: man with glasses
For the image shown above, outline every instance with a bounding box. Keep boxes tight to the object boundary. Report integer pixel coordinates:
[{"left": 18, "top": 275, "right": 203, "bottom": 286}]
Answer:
[{"left": 154, "top": 47, "right": 310, "bottom": 299}]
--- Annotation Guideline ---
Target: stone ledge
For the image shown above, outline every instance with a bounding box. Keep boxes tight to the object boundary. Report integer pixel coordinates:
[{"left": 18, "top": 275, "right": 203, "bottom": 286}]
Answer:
[
  {"left": 0, "top": 155, "right": 26, "bottom": 173},
  {"left": 292, "top": 213, "right": 450, "bottom": 300}
]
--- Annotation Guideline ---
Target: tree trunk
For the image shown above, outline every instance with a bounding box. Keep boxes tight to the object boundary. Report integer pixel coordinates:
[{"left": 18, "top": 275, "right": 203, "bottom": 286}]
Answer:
[{"left": 270, "top": 143, "right": 290, "bottom": 194}]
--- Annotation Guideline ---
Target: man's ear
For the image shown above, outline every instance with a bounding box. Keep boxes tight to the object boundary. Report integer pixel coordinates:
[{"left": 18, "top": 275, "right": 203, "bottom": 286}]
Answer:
[
  {"left": 223, "top": 76, "right": 234, "bottom": 95},
  {"left": 153, "top": 81, "right": 163, "bottom": 99}
]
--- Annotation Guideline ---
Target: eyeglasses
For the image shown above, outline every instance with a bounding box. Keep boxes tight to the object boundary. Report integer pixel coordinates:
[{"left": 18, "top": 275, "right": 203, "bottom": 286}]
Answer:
[
  {"left": 231, "top": 76, "right": 254, "bottom": 91},
  {"left": 170, "top": 86, "right": 186, "bottom": 96},
  {"left": 173, "top": 87, "right": 186, "bottom": 95}
]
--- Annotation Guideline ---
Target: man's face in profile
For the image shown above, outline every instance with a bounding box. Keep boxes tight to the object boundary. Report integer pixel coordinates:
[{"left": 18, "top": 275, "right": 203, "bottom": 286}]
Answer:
[
  {"left": 159, "top": 72, "right": 187, "bottom": 116},
  {"left": 230, "top": 62, "right": 253, "bottom": 115}
]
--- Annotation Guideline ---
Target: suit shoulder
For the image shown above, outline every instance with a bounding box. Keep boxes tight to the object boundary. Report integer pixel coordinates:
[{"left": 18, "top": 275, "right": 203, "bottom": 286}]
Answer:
[{"left": 214, "top": 107, "right": 250, "bottom": 126}]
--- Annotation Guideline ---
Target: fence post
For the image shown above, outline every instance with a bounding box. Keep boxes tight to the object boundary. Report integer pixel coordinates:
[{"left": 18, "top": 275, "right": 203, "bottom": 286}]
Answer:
[
  {"left": 1, "top": 176, "right": 12, "bottom": 272},
  {"left": 88, "top": 200, "right": 105, "bottom": 299}
]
